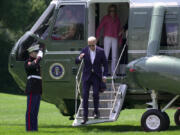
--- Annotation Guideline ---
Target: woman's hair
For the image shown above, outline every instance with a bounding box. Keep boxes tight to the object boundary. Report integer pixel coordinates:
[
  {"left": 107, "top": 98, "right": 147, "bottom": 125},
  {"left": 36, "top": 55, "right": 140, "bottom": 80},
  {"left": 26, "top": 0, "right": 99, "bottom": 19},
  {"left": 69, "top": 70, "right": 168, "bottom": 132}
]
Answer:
[{"left": 108, "top": 4, "right": 117, "bottom": 14}]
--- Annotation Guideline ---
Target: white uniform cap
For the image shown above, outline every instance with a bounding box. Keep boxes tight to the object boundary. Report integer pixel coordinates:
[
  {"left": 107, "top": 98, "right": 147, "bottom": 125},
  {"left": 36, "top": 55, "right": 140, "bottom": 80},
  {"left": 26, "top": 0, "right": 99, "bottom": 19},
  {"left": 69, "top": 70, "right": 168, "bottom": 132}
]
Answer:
[{"left": 27, "top": 44, "right": 40, "bottom": 53}]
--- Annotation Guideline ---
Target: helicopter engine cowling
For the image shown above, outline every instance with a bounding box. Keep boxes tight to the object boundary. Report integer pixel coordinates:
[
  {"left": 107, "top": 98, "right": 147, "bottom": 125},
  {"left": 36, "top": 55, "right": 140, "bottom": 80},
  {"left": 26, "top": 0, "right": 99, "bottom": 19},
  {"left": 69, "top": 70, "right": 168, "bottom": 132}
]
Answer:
[{"left": 126, "top": 55, "right": 180, "bottom": 94}]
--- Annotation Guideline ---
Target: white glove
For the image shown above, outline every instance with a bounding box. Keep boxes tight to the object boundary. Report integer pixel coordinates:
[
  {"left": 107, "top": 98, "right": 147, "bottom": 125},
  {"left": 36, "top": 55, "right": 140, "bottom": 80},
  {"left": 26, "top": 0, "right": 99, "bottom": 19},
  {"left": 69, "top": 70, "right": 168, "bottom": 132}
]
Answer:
[{"left": 37, "top": 50, "right": 43, "bottom": 58}]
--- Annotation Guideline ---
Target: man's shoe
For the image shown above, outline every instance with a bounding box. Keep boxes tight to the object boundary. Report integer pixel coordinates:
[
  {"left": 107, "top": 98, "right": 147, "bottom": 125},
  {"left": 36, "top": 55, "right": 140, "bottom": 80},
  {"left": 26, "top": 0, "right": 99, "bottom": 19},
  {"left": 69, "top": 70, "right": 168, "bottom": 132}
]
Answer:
[
  {"left": 81, "top": 117, "right": 88, "bottom": 124},
  {"left": 93, "top": 112, "right": 100, "bottom": 119}
]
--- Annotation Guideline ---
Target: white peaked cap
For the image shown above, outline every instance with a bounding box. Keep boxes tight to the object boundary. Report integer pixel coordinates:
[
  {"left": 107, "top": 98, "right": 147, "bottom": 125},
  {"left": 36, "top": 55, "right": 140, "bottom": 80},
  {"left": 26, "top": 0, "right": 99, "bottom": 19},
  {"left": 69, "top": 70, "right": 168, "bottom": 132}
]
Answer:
[{"left": 27, "top": 44, "right": 40, "bottom": 53}]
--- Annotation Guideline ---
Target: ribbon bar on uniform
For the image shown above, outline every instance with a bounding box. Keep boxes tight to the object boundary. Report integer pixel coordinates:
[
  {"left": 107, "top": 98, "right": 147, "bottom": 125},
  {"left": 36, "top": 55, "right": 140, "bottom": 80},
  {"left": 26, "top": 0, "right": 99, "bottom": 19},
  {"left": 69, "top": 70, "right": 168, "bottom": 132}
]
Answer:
[{"left": 27, "top": 75, "right": 42, "bottom": 80}]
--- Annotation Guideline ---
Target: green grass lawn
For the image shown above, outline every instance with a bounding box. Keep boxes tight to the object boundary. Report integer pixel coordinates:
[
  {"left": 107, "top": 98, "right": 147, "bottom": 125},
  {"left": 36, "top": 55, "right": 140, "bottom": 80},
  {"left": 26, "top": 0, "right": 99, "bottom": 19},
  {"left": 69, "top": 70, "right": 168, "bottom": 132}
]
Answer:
[{"left": 0, "top": 93, "right": 180, "bottom": 135}]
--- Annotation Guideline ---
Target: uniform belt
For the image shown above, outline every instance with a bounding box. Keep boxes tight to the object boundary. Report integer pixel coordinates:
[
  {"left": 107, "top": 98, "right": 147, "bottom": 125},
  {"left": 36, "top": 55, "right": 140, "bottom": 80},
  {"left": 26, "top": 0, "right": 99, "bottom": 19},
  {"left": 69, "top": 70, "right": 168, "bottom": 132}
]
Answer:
[{"left": 27, "top": 75, "right": 42, "bottom": 80}]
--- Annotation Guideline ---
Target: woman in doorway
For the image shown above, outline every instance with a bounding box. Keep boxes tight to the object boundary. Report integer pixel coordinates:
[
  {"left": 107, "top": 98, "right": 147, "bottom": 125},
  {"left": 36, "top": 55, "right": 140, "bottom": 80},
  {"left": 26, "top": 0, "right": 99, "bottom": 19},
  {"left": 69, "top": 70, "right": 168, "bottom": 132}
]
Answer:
[{"left": 96, "top": 4, "right": 122, "bottom": 76}]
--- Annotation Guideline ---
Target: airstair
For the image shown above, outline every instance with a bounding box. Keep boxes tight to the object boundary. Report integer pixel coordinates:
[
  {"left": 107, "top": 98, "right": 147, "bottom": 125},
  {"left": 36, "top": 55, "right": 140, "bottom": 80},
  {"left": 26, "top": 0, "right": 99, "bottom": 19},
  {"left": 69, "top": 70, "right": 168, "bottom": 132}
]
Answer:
[
  {"left": 73, "top": 44, "right": 127, "bottom": 126},
  {"left": 73, "top": 83, "right": 127, "bottom": 126}
]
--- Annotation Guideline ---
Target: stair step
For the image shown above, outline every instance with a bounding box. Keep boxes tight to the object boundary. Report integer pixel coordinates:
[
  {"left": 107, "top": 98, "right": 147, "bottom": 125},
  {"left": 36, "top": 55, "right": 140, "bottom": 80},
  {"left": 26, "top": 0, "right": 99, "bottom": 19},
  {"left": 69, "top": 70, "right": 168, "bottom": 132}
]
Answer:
[
  {"left": 89, "top": 91, "right": 116, "bottom": 100},
  {"left": 89, "top": 83, "right": 120, "bottom": 91},
  {"left": 80, "top": 100, "right": 114, "bottom": 108},
  {"left": 78, "top": 108, "right": 111, "bottom": 117},
  {"left": 90, "top": 91, "right": 115, "bottom": 93},
  {"left": 73, "top": 117, "right": 114, "bottom": 126},
  {"left": 106, "top": 76, "right": 126, "bottom": 80},
  {"left": 79, "top": 108, "right": 112, "bottom": 110},
  {"left": 76, "top": 116, "right": 109, "bottom": 119},
  {"left": 87, "top": 99, "right": 114, "bottom": 102}
]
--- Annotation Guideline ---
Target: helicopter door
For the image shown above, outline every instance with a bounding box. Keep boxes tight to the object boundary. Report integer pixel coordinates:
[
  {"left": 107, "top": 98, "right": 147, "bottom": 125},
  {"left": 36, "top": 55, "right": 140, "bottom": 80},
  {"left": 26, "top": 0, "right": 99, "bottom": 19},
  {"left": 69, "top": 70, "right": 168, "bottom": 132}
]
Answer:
[{"left": 42, "top": 3, "right": 87, "bottom": 100}]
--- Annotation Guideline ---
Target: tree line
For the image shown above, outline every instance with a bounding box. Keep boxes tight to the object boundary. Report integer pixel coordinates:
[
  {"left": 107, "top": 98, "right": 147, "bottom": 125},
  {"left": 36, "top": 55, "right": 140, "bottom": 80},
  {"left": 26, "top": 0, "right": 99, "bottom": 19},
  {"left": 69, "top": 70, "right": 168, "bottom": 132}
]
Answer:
[{"left": 0, "top": 0, "right": 51, "bottom": 94}]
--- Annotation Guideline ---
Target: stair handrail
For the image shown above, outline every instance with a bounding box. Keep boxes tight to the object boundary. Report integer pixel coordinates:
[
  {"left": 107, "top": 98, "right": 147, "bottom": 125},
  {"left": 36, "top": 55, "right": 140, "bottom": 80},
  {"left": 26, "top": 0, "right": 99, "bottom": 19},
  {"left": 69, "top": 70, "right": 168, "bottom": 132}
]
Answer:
[
  {"left": 110, "top": 84, "right": 122, "bottom": 115},
  {"left": 112, "top": 43, "right": 127, "bottom": 93},
  {"left": 75, "top": 60, "right": 83, "bottom": 114},
  {"left": 111, "top": 43, "right": 127, "bottom": 115}
]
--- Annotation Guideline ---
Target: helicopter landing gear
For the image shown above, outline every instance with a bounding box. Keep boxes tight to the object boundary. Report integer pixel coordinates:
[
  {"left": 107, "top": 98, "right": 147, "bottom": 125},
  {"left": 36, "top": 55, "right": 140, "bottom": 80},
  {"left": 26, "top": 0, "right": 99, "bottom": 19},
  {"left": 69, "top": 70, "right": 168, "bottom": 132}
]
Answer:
[
  {"left": 174, "top": 109, "right": 180, "bottom": 126},
  {"left": 162, "top": 111, "right": 170, "bottom": 130},
  {"left": 141, "top": 109, "right": 168, "bottom": 131},
  {"left": 141, "top": 91, "right": 179, "bottom": 131}
]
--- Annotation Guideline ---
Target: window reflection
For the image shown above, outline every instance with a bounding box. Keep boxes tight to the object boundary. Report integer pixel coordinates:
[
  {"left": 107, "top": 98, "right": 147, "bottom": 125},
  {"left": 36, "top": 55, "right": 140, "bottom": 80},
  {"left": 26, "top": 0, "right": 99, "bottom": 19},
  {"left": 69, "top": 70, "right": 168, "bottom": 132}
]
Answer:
[
  {"left": 161, "top": 23, "right": 178, "bottom": 46},
  {"left": 166, "top": 24, "right": 178, "bottom": 46},
  {"left": 33, "top": 4, "right": 55, "bottom": 39},
  {"left": 52, "top": 5, "right": 85, "bottom": 41}
]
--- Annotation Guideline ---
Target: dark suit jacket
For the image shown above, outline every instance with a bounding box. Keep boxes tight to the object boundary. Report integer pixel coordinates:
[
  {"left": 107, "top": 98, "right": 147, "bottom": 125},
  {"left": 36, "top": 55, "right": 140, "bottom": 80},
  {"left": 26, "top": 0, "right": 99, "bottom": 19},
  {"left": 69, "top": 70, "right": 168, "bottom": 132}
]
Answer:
[{"left": 76, "top": 46, "right": 108, "bottom": 81}]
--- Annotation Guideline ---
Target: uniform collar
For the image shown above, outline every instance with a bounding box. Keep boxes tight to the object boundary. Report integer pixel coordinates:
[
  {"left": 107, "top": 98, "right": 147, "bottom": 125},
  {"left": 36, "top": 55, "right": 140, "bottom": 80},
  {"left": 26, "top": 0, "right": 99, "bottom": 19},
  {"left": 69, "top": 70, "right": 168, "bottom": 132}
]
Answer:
[{"left": 29, "top": 56, "right": 36, "bottom": 61}]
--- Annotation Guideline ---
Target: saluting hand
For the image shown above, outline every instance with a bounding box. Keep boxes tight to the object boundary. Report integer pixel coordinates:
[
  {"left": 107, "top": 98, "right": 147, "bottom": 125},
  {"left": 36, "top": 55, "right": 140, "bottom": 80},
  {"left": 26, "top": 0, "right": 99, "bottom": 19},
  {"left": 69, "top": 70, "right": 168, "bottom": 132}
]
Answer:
[{"left": 37, "top": 50, "right": 43, "bottom": 58}]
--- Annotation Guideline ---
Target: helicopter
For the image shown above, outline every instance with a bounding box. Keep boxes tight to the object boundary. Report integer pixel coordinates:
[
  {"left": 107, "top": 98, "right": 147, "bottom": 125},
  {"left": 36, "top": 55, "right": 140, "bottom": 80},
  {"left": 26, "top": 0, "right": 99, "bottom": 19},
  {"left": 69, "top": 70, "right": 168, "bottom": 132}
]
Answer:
[{"left": 8, "top": 0, "right": 180, "bottom": 131}]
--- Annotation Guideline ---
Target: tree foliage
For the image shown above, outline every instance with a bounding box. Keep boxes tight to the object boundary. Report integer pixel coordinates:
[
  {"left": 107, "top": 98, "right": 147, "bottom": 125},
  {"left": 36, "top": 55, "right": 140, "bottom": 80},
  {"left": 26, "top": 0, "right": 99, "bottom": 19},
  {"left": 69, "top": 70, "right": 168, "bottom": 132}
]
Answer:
[
  {"left": 0, "top": 0, "right": 51, "bottom": 94},
  {"left": 0, "top": 0, "right": 51, "bottom": 32}
]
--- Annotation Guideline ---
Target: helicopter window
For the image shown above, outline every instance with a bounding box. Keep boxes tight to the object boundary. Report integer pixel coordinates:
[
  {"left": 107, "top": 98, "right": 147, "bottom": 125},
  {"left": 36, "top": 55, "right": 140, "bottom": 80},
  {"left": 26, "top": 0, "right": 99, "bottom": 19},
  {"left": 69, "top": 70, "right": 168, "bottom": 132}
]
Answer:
[
  {"left": 16, "top": 36, "right": 38, "bottom": 61},
  {"left": 161, "top": 23, "right": 178, "bottom": 46},
  {"left": 31, "top": 4, "right": 55, "bottom": 39},
  {"left": 51, "top": 5, "right": 85, "bottom": 41},
  {"left": 166, "top": 23, "right": 178, "bottom": 46},
  {"left": 16, "top": 4, "right": 55, "bottom": 61}
]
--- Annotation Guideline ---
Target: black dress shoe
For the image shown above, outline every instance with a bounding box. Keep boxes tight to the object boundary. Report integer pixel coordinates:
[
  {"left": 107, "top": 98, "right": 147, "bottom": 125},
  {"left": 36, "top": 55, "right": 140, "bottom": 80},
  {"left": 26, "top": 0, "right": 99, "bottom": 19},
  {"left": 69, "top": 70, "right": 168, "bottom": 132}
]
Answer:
[
  {"left": 69, "top": 116, "right": 74, "bottom": 120},
  {"left": 81, "top": 117, "right": 88, "bottom": 124},
  {"left": 93, "top": 112, "right": 100, "bottom": 119}
]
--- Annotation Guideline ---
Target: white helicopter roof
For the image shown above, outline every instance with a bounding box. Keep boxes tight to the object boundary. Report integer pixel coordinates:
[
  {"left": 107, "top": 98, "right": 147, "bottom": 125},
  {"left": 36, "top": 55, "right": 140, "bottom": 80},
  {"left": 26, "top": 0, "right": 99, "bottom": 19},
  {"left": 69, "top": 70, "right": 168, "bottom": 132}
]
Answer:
[
  {"left": 130, "top": 0, "right": 180, "bottom": 7},
  {"left": 88, "top": 0, "right": 129, "bottom": 3},
  {"left": 53, "top": 0, "right": 180, "bottom": 6}
]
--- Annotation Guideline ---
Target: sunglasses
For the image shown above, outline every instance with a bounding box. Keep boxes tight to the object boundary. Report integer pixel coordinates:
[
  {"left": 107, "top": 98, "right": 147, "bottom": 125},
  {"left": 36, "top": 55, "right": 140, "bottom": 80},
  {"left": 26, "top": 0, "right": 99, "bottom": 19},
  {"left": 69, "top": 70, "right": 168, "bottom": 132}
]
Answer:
[
  {"left": 89, "top": 45, "right": 95, "bottom": 47},
  {"left": 109, "top": 9, "right": 116, "bottom": 12}
]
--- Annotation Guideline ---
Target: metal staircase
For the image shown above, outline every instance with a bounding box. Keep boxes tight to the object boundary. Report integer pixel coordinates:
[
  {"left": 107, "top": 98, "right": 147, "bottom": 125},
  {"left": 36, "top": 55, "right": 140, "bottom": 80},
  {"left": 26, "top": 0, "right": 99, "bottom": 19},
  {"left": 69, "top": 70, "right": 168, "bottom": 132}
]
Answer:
[
  {"left": 73, "top": 83, "right": 127, "bottom": 126},
  {"left": 73, "top": 44, "right": 128, "bottom": 126}
]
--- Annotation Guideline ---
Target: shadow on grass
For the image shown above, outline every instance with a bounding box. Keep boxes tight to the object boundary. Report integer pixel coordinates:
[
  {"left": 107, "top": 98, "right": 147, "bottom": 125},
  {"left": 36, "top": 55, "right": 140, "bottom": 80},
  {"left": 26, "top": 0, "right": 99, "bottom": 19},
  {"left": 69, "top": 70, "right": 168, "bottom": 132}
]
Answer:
[
  {"left": 39, "top": 124, "right": 180, "bottom": 132},
  {"left": 3, "top": 124, "right": 180, "bottom": 133},
  {"left": 169, "top": 126, "right": 180, "bottom": 131},
  {"left": 77, "top": 125, "right": 142, "bottom": 132}
]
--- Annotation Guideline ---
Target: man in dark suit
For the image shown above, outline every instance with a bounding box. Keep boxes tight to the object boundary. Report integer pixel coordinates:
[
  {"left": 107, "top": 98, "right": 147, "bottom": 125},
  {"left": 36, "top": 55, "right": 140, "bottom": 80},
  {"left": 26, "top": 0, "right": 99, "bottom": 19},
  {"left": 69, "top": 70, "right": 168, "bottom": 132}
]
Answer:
[{"left": 76, "top": 36, "right": 108, "bottom": 124}]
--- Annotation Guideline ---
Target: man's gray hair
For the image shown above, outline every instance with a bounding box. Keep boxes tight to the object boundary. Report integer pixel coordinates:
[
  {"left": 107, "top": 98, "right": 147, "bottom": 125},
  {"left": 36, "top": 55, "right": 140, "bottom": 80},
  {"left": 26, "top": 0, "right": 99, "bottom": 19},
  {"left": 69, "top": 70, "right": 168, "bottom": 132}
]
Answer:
[{"left": 88, "top": 36, "right": 96, "bottom": 42}]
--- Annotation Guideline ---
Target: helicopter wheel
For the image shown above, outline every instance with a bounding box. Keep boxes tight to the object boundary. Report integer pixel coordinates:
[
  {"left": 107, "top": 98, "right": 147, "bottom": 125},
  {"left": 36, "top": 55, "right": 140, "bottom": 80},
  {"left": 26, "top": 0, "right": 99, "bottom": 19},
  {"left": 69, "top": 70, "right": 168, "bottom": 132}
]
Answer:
[
  {"left": 174, "top": 109, "right": 180, "bottom": 126},
  {"left": 162, "top": 111, "right": 170, "bottom": 130},
  {"left": 141, "top": 109, "right": 168, "bottom": 131}
]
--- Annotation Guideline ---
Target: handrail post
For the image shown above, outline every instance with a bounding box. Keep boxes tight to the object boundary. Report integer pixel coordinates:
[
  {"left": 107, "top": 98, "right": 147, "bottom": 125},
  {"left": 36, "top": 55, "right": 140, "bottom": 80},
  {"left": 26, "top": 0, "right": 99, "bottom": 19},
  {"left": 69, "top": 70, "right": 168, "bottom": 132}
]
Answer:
[
  {"left": 112, "top": 43, "right": 127, "bottom": 92},
  {"left": 111, "top": 43, "right": 127, "bottom": 114},
  {"left": 74, "top": 60, "right": 83, "bottom": 116}
]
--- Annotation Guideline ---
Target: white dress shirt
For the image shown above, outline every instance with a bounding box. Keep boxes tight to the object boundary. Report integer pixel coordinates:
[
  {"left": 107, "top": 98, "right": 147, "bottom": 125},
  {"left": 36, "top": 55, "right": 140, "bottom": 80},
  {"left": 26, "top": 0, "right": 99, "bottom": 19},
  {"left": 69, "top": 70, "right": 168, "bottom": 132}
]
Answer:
[
  {"left": 89, "top": 47, "right": 106, "bottom": 79},
  {"left": 89, "top": 48, "right": 96, "bottom": 64}
]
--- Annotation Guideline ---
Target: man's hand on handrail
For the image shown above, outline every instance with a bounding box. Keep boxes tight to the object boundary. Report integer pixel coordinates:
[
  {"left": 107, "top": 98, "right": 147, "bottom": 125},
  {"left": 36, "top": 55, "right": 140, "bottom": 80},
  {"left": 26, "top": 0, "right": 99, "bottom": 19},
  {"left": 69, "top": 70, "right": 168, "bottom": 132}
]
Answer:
[{"left": 79, "top": 53, "right": 85, "bottom": 60}]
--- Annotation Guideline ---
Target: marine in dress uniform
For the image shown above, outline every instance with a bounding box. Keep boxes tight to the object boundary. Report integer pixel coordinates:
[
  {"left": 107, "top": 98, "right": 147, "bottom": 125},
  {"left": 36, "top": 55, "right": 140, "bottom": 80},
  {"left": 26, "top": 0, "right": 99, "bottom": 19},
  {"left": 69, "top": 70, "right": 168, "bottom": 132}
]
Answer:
[
  {"left": 25, "top": 44, "right": 43, "bottom": 131},
  {"left": 75, "top": 37, "right": 108, "bottom": 124}
]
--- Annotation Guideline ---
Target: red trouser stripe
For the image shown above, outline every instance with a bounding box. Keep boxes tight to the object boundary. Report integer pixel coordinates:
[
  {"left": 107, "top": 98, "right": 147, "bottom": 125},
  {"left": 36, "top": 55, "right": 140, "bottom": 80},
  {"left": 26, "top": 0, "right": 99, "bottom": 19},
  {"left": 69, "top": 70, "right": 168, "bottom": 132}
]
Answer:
[{"left": 28, "top": 93, "right": 32, "bottom": 130}]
